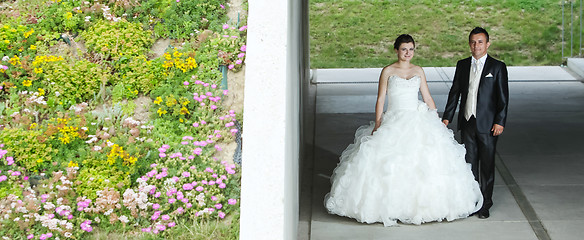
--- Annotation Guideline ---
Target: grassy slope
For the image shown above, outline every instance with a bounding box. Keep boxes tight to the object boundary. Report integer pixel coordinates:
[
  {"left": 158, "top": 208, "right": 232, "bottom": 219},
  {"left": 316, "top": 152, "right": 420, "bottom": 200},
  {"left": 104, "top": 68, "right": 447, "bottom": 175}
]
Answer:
[{"left": 310, "top": 0, "right": 566, "bottom": 68}]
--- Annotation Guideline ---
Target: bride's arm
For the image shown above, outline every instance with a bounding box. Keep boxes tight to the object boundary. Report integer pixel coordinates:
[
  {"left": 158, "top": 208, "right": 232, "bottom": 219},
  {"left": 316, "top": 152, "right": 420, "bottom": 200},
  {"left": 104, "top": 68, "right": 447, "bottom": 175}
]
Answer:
[
  {"left": 419, "top": 68, "right": 437, "bottom": 110},
  {"left": 372, "top": 67, "right": 390, "bottom": 134}
]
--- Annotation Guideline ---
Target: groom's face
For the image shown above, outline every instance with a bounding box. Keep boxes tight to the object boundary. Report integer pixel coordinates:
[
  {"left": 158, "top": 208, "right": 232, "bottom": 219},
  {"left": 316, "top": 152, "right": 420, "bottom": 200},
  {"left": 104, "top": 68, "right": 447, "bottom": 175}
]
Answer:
[{"left": 469, "top": 33, "right": 490, "bottom": 59}]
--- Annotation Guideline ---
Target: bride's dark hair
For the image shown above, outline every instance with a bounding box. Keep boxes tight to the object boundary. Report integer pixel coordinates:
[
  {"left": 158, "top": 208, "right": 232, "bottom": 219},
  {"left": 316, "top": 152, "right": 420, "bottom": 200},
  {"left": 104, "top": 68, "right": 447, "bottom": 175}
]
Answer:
[{"left": 393, "top": 34, "right": 415, "bottom": 50}]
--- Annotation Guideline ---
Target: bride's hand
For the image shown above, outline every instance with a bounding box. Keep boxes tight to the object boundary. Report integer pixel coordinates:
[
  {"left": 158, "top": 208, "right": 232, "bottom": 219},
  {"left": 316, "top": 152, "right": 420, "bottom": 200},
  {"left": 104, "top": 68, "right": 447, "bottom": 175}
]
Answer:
[{"left": 371, "top": 127, "right": 378, "bottom": 135}]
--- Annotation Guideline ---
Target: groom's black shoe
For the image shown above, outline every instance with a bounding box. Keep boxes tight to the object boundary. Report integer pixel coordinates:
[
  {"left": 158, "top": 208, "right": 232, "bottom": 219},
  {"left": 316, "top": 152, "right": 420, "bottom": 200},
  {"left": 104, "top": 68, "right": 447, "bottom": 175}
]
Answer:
[{"left": 478, "top": 209, "right": 490, "bottom": 219}]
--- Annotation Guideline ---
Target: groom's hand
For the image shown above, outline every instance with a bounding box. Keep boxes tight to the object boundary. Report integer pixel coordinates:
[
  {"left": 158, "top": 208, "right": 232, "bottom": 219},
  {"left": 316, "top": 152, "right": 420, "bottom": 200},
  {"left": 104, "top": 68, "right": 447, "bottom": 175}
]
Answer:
[
  {"left": 442, "top": 120, "right": 449, "bottom": 126},
  {"left": 491, "top": 124, "right": 504, "bottom": 136}
]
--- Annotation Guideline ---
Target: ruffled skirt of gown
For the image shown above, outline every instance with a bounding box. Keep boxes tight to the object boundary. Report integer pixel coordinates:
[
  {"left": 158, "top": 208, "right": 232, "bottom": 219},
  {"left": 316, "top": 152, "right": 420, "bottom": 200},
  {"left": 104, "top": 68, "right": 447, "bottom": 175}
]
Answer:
[{"left": 324, "top": 102, "right": 483, "bottom": 226}]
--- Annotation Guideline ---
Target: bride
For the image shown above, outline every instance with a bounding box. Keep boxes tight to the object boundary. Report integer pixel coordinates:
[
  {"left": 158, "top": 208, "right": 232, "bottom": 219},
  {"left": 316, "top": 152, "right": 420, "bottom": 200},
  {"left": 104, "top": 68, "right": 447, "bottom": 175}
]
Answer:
[{"left": 324, "top": 34, "right": 483, "bottom": 226}]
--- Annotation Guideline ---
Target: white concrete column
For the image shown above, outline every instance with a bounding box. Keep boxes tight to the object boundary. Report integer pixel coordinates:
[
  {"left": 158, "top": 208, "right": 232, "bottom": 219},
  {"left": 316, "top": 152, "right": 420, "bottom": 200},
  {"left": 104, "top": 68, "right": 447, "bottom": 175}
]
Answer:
[{"left": 240, "top": 0, "right": 302, "bottom": 239}]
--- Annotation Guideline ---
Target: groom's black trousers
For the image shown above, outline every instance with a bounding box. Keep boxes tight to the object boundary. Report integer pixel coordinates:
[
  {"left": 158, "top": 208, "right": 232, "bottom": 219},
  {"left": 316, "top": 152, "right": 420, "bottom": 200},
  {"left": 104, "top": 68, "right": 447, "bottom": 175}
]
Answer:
[{"left": 461, "top": 116, "right": 497, "bottom": 211}]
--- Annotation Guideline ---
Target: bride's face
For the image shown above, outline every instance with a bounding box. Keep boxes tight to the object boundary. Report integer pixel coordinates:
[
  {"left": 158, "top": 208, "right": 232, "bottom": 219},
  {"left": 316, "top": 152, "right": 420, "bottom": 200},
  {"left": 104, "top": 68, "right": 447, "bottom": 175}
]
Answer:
[{"left": 396, "top": 42, "right": 415, "bottom": 61}]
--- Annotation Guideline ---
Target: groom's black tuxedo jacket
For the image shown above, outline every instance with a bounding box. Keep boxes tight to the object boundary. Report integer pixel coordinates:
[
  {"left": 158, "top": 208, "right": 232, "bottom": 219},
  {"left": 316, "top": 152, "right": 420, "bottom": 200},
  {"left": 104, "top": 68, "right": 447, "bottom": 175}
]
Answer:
[{"left": 443, "top": 55, "right": 509, "bottom": 134}]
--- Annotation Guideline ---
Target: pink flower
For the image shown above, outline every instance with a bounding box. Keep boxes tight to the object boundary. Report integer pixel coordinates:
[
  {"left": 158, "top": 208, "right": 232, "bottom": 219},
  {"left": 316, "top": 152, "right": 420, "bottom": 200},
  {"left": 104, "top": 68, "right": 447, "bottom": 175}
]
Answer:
[
  {"left": 157, "top": 224, "right": 166, "bottom": 231},
  {"left": 231, "top": 129, "right": 239, "bottom": 133},
  {"left": 182, "top": 171, "right": 190, "bottom": 177},
  {"left": 201, "top": 120, "right": 207, "bottom": 125},
  {"left": 159, "top": 153, "right": 166, "bottom": 158},
  {"left": 241, "top": 45, "right": 246, "bottom": 52},
  {"left": 215, "top": 145, "right": 222, "bottom": 151},
  {"left": 228, "top": 64, "right": 235, "bottom": 69},
  {"left": 196, "top": 186, "right": 204, "bottom": 192},
  {"left": 186, "top": 203, "right": 193, "bottom": 208},
  {"left": 236, "top": 59, "right": 243, "bottom": 65},
  {"left": 220, "top": 4, "right": 225, "bottom": 9},
  {"left": 211, "top": 196, "right": 218, "bottom": 201},
  {"left": 183, "top": 81, "right": 189, "bottom": 86},
  {"left": 183, "top": 183, "right": 193, "bottom": 190},
  {"left": 169, "top": 198, "right": 176, "bottom": 204},
  {"left": 223, "top": 24, "right": 229, "bottom": 30},
  {"left": 238, "top": 53, "right": 245, "bottom": 58},
  {"left": 0, "top": 175, "right": 7, "bottom": 182},
  {"left": 211, "top": 84, "right": 217, "bottom": 89},
  {"left": 151, "top": 214, "right": 159, "bottom": 221},
  {"left": 205, "top": 167, "right": 214, "bottom": 173},
  {"left": 219, "top": 183, "right": 226, "bottom": 189},
  {"left": 239, "top": 25, "right": 247, "bottom": 31},
  {"left": 155, "top": 192, "right": 161, "bottom": 198},
  {"left": 215, "top": 203, "right": 223, "bottom": 209},
  {"left": 162, "top": 214, "right": 170, "bottom": 221},
  {"left": 142, "top": 227, "right": 151, "bottom": 232},
  {"left": 193, "top": 122, "right": 199, "bottom": 127},
  {"left": 223, "top": 90, "right": 229, "bottom": 95},
  {"left": 153, "top": 203, "right": 160, "bottom": 209},
  {"left": 27, "top": 234, "right": 34, "bottom": 239},
  {"left": 193, "top": 148, "right": 202, "bottom": 155},
  {"left": 150, "top": 163, "right": 157, "bottom": 168},
  {"left": 228, "top": 199, "right": 237, "bottom": 205},
  {"left": 218, "top": 211, "right": 226, "bottom": 219},
  {"left": 168, "top": 222, "right": 176, "bottom": 227},
  {"left": 211, "top": 105, "right": 217, "bottom": 110}
]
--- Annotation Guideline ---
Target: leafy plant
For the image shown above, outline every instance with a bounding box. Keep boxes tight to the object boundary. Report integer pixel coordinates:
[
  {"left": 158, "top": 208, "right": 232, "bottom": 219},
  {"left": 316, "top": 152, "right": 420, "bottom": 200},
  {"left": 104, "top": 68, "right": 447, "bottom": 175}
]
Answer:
[
  {"left": 81, "top": 19, "right": 153, "bottom": 59},
  {"left": 0, "top": 128, "right": 58, "bottom": 173}
]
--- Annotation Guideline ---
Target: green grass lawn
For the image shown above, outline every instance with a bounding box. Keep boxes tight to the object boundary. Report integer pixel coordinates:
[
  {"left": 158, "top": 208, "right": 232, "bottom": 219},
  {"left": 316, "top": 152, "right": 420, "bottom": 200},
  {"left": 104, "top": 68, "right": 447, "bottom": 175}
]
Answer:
[{"left": 310, "top": 0, "right": 571, "bottom": 68}]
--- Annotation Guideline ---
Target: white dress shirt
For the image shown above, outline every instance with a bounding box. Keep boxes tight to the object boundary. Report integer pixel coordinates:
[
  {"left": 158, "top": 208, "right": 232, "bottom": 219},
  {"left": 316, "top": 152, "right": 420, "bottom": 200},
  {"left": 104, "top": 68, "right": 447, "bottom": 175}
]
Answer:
[{"left": 464, "top": 54, "right": 487, "bottom": 120}]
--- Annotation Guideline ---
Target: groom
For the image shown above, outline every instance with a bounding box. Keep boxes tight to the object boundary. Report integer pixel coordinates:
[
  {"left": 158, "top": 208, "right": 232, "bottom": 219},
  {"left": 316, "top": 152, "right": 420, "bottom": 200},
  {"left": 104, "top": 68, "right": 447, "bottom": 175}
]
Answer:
[{"left": 442, "top": 27, "right": 509, "bottom": 219}]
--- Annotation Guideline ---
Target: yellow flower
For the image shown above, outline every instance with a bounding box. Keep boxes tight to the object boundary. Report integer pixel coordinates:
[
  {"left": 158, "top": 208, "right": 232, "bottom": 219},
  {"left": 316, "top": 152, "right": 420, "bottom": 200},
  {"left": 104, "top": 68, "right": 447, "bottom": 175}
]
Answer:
[
  {"left": 38, "top": 88, "right": 45, "bottom": 96},
  {"left": 186, "top": 57, "right": 198, "bottom": 69},
  {"left": 164, "top": 53, "right": 172, "bottom": 60},
  {"left": 29, "top": 45, "right": 37, "bottom": 50},
  {"left": 179, "top": 118, "right": 184, "bottom": 123},
  {"left": 157, "top": 108, "right": 167, "bottom": 116},
  {"left": 64, "top": 12, "right": 73, "bottom": 20},
  {"left": 153, "top": 96, "right": 163, "bottom": 105},
  {"left": 22, "top": 80, "right": 32, "bottom": 87},
  {"left": 173, "top": 50, "right": 182, "bottom": 58},
  {"left": 23, "top": 29, "right": 34, "bottom": 38},
  {"left": 30, "top": 123, "right": 38, "bottom": 129},
  {"left": 3, "top": 40, "right": 9, "bottom": 44},
  {"left": 34, "top": 67, "right": 43, "bottom": 74},
  {"left": 9, "top": 55, "right": 21, "bottom": 66},
  {"left": 68, "top": 161, "right": 79, "bottom": 168},
  {"left": 37, "top": 159, "right": 44, "bottom": 163},
  {"left": 179, "top": 106, "right": 190, "bottom": 115}
]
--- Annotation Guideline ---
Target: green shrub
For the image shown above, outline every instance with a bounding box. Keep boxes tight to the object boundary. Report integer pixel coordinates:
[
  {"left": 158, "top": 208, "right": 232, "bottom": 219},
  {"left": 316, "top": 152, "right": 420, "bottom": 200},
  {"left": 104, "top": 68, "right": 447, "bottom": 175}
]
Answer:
[
  {"left": 81, "top": 19, "right": 153, "bottom": 59},
  {"left": 0, "top": 128, "right": 58, "bottom": 173}
]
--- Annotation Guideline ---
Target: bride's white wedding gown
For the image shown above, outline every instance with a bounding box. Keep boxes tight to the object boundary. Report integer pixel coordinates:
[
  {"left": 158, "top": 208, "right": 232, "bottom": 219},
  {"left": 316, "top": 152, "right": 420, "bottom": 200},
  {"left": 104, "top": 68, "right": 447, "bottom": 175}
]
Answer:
[{"left": 324, "top": 75, "right": 483, "bottom": 227}]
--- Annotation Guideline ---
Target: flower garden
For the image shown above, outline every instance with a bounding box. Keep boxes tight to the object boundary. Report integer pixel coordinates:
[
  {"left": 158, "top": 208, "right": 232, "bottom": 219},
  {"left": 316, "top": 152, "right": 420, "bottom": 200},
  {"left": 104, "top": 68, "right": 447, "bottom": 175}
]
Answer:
[{"left": 0, "top": 0, "right": 246, "bottom": 239}]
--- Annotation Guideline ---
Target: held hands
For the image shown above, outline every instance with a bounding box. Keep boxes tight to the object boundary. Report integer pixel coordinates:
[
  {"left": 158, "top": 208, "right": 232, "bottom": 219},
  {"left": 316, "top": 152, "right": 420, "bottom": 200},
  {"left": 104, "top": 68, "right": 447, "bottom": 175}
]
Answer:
[
  {"left": 371, "top": 122, "right": 381, "bottom": 135},
  {"left": 491, "top": 124, "right": 504, "bottom": 136},
  {"left": 442, "top": 119, "right": 449, "bottom": 126}
]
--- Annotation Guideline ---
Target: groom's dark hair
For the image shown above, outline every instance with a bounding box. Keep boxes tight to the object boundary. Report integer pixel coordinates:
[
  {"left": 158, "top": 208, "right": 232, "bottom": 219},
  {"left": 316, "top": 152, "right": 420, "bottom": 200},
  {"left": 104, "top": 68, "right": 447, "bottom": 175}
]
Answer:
[
  {"left": 469, "top": 27, "right": 489, "bottom": 42},
  {"left": 393, "top": 34, "right": 415, "bottom": 50}
]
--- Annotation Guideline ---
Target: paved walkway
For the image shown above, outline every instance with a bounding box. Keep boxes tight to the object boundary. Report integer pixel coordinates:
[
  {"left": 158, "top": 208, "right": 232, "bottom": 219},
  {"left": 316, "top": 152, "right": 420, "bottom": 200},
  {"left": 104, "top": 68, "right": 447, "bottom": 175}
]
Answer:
[{"left": 299, "top": 65, "right": 584, "bottom": 239}]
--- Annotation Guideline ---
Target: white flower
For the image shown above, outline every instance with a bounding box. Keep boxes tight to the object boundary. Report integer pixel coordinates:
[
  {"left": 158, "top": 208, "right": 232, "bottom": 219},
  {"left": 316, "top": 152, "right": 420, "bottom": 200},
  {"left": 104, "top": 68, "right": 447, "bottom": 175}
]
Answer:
[
  {"left": 85, "top": 16, "right": 91, "bottom": 22},
  {"left": 2, "top": 56, "right": 9, "bottom": 62},
  {"left": 104, "top": 209, "right": 113, "bottom": 216},
  {"left": 81, "top": 127, "right": 88, "bottom": 131},
  {"left": 119, "top": 215, "right": 129, "bottom": 223},
  {"left": 94, "top": 217, "right": 101, "bottom": 223},
  {"left": 106, "top": 140, "right": 114, "bottom": 147},
  {"left": 92, "top": 145, "right": 102, "bottom": 151},
  {"left": 55, "top": 91, "right": 60, "bottom": 96},
  {"left": 65, "top": 232, "right": 72, "bottom": 238},
  {"left": 91, "top": 122, "right": 97, "bottom": 125}
]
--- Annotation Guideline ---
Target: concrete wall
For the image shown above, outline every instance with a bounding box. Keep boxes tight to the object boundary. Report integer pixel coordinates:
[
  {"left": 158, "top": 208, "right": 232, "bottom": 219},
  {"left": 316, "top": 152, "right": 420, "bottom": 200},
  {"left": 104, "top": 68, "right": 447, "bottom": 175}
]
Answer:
[{"left": 240, "top": 0, "right": 308, "bottom": 239}]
